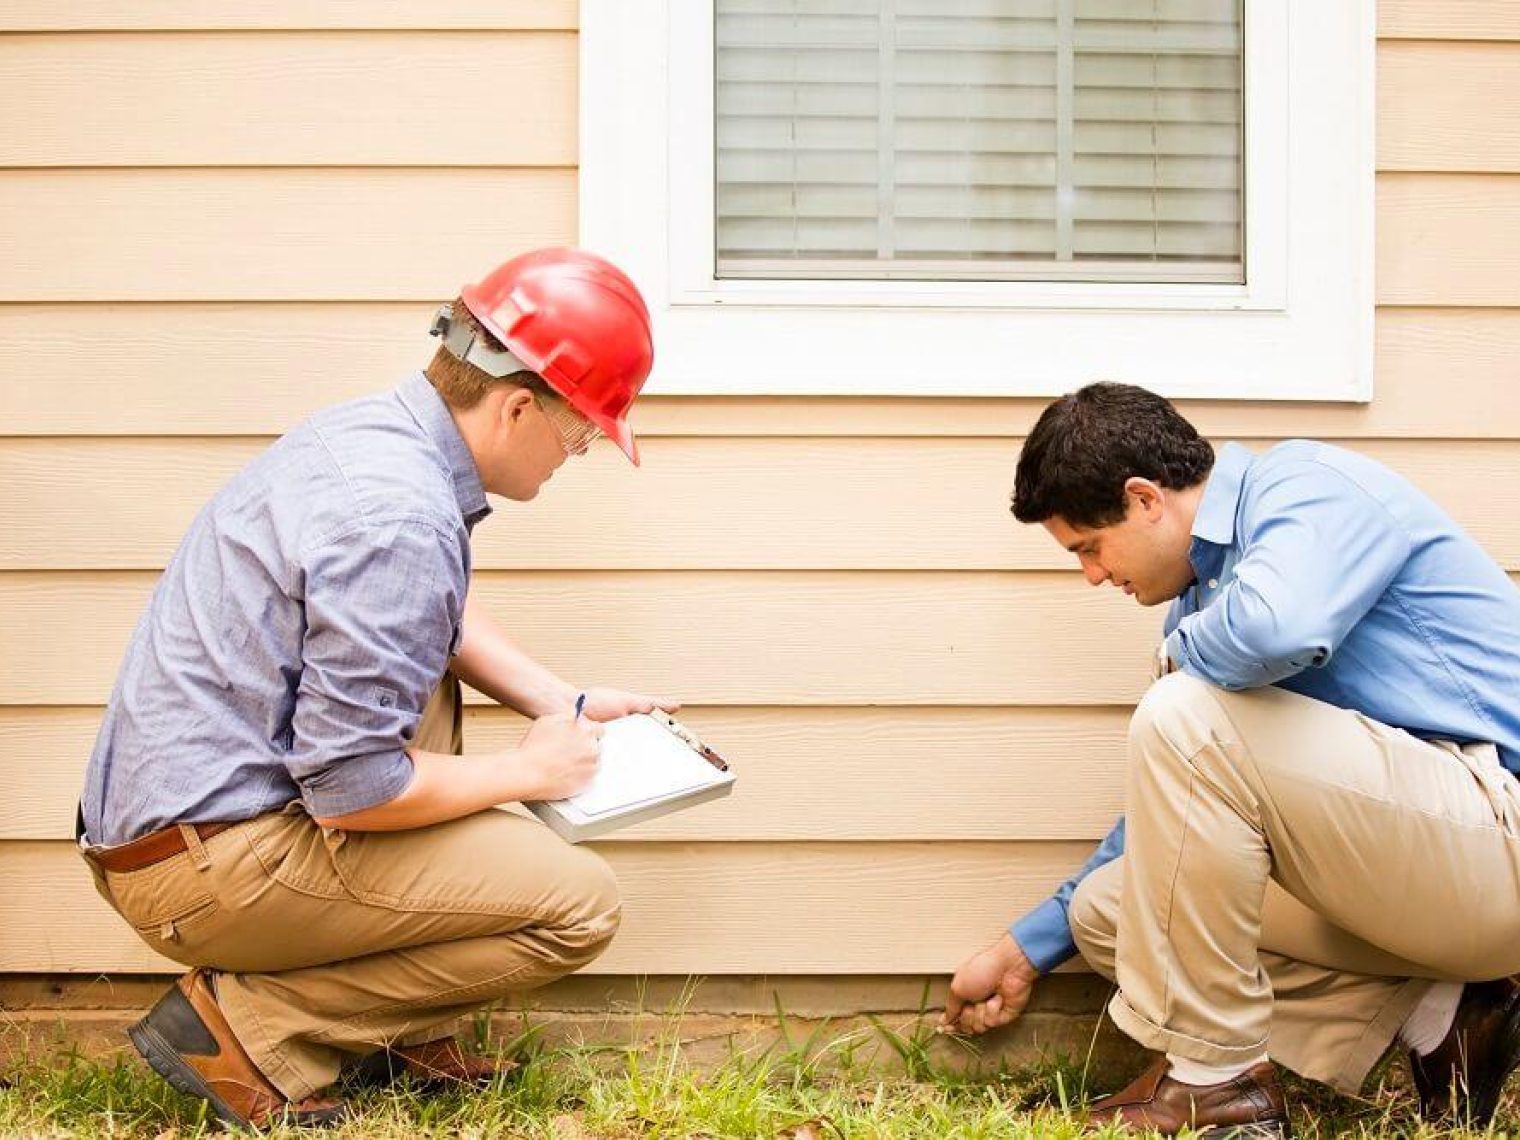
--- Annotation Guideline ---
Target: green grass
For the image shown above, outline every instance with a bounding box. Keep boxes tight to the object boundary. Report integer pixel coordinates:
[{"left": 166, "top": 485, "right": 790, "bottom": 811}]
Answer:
[{"left": 2, "top": 1015, "right": 1517, "bottom": 1138}]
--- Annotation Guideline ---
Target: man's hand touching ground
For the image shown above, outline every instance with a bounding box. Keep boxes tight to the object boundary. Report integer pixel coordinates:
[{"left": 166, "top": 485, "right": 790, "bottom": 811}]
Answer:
[{"left": 939, "top": 933, "right": 1038, "bottom": 1036}]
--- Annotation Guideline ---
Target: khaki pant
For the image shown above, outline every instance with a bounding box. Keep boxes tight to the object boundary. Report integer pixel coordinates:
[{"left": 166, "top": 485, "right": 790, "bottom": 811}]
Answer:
[
  {"left": 84, "top": 678, "right": 621, "bottom": 1101},
  {"left": 1071, "top": 673, "right": 1520, "bottom": 1093}
]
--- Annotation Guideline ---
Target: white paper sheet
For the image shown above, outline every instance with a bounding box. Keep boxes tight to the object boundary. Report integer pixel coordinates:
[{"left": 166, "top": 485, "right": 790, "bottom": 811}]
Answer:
[{"left": 567, "top": 714, "right": 727, "bottom": 818}]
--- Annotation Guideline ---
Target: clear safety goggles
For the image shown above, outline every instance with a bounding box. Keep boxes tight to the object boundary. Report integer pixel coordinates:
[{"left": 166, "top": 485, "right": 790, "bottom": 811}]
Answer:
[{"left": 534, "top": 392, "right": 603, "bottom": 457}]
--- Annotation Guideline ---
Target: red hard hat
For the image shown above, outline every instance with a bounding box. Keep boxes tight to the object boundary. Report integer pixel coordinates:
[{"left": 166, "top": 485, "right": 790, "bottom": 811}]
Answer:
[{"left": 459, "top": 248, "right": 654, "bottom": 464}]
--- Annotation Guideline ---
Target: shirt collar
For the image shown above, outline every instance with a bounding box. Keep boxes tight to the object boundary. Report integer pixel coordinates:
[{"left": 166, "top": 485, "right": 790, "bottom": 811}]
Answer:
[
  {"left": 397, "top": 372, "right": 491, "bottom": 527},
  {"left": 1191, "top": 442, "right": 1253, "bottom": 548}
]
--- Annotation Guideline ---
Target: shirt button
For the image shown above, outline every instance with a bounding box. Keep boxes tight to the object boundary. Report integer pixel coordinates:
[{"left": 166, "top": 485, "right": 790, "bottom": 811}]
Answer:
[{"left": 1207, "top": 578, "right": 1219, "bottom": 590}]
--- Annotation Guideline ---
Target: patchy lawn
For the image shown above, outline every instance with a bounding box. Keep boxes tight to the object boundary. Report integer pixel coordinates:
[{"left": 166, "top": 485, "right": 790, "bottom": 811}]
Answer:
[{"left": 0, "top": 1016, "right": 1511, "bottom": 1138}]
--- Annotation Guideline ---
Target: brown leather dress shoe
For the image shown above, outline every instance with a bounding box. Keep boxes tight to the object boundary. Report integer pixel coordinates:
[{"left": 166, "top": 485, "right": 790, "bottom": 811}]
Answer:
[
  {"left": 1085, "top": 1055, "right": 1291, "bottom": 1137},
  {"left": 128, "top": 969, "right": 348, "bottom": 1131},
  {"left": 1411, "top": 976, "right": 1520, "bottom": 1127},
  {"left": 346, "top": 1034, "right": 520, "bottom": 1092}
]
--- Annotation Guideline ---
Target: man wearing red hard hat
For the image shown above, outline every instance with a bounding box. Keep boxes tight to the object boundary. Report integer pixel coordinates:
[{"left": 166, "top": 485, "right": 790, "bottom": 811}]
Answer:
[{"left": 78, "top": 249, "right": 672, "bottom": 1129}]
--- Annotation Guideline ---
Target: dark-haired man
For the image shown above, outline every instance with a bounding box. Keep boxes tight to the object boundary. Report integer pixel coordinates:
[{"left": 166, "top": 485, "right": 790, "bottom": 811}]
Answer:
[{"left": 941, "top": 383, "right": 1520, "bottom": 1134}]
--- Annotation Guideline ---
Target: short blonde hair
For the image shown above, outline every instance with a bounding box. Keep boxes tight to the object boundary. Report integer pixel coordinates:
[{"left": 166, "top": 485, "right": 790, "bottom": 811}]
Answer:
[{"left": 424, "top": 297, "right": 548, "bottom": 410}]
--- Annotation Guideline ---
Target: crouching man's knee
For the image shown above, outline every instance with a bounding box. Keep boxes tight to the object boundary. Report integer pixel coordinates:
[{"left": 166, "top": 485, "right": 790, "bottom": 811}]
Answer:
[
  {"left": 548, "top": 846, "right": 623, "bottom": 970},
  {"left": 1127, "top": 671, "right": 1228, "bottom": 771},
  {"left": 1068, "top": 863, "right": 1123, "bottom": 980}
]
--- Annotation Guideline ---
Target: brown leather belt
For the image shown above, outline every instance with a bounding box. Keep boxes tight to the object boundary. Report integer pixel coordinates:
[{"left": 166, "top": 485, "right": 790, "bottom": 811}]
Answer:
[{"left": 85, "top": 821, "right": 238, "bottom": 874}]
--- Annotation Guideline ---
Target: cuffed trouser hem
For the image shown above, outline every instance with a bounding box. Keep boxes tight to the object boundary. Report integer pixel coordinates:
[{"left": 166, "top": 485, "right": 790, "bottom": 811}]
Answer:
[
  {"left": 1302, "top": 977, "right": 1431, "bottom": 1096},
  {"left": 216, "top": 971, "right": 325, "bottom": 1102},
  {"left": 1107, "top": 991, "right": 1270, "bottom": 1066},
  {"left": 1106, "top": 975, "right": 1432, "bottom": 1095}
]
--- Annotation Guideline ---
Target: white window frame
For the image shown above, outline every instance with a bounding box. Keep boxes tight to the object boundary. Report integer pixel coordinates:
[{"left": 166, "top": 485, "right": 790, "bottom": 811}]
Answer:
[{"left": 581, "top": 0, "right": 1375, "bottom": 400}]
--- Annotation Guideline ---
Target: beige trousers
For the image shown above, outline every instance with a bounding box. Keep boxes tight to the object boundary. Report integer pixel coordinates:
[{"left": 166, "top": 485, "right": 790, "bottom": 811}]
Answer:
[
  {"left": 1070, "top": 672, "right": 1520, "bottom": 1094},
  {"left": 85, "top": 678, "right": 621, "bottom": 1101}
]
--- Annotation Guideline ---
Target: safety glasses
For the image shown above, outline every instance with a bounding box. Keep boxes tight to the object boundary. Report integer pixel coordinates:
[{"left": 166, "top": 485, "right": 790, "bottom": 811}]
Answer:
[{"left": 533, "top": 392, "right": 603, "bottom": 457}]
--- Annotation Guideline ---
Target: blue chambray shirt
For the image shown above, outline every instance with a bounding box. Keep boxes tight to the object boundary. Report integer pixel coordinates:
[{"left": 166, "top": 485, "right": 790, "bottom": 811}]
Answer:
[
  {"left": 81, "top": 373, "right": 491, "bottom": 846},
  {"left": 1010, "top": 441, "right": 1520, "bottom": 973}
]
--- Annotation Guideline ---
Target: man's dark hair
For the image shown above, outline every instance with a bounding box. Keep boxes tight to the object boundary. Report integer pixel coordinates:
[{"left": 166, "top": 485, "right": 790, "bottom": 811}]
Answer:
[{"left": 1012, "top": 382, "right": 1214, "bottom": 528}]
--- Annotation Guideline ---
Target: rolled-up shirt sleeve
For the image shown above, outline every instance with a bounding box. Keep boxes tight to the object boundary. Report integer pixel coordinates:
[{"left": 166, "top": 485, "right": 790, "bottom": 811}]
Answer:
[
  {"left": 287, "top": 516, "right": 468, "bottom": 819},
  {"left": 1164, "top": 462, "right": 1410, "bottom": 691},
  {"left": 1010, "top": 816, "right": 1127, "bottom": 974}
]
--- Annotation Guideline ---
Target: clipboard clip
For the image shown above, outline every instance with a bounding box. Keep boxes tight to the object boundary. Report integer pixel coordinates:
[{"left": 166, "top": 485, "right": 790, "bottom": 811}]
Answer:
[{"left": 649, "top": 709, "right": 730, "bottom": 772}]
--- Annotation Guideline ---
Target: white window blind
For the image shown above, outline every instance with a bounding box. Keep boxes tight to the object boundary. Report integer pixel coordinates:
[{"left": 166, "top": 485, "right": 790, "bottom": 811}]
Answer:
[{"left": 715, "top": 0, "right": 1244, "bottom": 283}]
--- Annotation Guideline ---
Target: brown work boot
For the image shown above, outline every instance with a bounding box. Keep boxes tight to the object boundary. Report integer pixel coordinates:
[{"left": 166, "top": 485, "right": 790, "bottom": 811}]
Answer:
[
  {"left": 347, "top": 1034, "right": 520, "bottom": 1092},
  {"left": 128, "top": 969, "right": 348, "bottom": 1131},
  {"left": 1411, "top": 976, "right": 1520, "bottom": 1127},
  {"left": 1085, "top": 1055, "right": 1291, "bottom": 1137}
]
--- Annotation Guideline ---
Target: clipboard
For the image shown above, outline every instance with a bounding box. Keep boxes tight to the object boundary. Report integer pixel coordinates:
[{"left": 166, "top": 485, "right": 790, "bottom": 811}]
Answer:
[{"left": 525, "top": 710, "right": 735, "bottom": 843}]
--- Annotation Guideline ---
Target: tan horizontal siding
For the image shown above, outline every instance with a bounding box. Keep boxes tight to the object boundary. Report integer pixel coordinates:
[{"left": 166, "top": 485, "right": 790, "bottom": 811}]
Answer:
[
  {"left": 0, "top": 32, "right": 576, "bottom": 168},
  {"left": 0, "top": 840, "right": 1089, "bottom": 974},
  {"left": 2, "top": 307, "right": 1519, "bottom": 439},
  {"left": 4, "top": 437, "right": 1520, "bottom": 572},
  {"left": 1379, "top": 43, "right": 1520, "bottom": 171},
  {"left": 1378, "top": 174, "right": 1520, "bottom": 305},
  {"left": 0, "top": 706, "right": 1128, "bottom": 843},
  {"left": 1380, "top": 1, "right": 1520, "bottom": 40},
  {"left": 0, "top": 170, "right": 575, "bottom": 302},
  {"left": 0, "top": 2, "right": 578, "bottom": 31},
  {"left": 0, "top": 303, "right": 435, "bottom": 435},
  {"left": 0, "top": 570, "right": 1164, "bottom": 708}
]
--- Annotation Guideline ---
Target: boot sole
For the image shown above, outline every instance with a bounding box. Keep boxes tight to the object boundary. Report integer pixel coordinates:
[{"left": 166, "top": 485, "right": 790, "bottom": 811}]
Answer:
[
  {"left": 128, "top": 1017, "right": 247, "bottom": 1128},
  {"left": 127, "top": 1017, "right": 346, "bottom": 1131}
]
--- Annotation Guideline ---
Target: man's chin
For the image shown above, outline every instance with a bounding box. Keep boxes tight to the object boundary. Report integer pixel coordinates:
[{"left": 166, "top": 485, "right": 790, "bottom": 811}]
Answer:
[{"left": 497, "top": 483, "right": 544, "bottom": 503}]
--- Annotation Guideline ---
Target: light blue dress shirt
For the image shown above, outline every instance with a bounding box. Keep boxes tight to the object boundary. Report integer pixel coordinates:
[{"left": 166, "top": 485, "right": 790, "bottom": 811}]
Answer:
[
  {"left": 82, "top": 373, "right": 491, "bottom": 846},
  {"left": 1011, "top": 441, "right": 1520, "bottom": 973}
]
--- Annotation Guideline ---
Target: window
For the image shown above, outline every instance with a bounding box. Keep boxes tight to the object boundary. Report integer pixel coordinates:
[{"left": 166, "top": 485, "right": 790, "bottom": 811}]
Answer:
[
  {"left": 581, "top": 0, "right": 1373, "bottom": 399},
  {"left": 715, "top": 1, "right": 1244, "bottom": 285}
]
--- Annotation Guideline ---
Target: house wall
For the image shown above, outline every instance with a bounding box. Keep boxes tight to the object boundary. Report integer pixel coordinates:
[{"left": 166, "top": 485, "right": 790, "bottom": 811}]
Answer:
[{"left": 1, "top": 0, "right": 1518, "bottom": 978}]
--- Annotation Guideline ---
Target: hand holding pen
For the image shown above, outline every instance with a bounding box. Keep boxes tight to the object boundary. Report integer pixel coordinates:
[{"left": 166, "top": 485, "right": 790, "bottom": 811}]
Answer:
[{"left": 520, "top": 692, "right": 603, "bottom": 801}]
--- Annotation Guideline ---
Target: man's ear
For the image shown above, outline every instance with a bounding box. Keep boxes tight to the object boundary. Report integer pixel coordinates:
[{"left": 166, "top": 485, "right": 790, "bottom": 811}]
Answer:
[
  {"left": 1124, "top": 476, "right": 1165, "bottom": 520},
  {"left": 494, "top": 386, "right": 536, "bottom": 434}
]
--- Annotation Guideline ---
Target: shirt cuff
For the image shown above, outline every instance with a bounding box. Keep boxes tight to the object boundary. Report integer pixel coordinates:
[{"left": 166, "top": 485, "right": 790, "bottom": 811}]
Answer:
[
  {"left": 1009, "top": 896, "right": 1078, "bottom": 975},
  {"left": 1163, "top": 628, "right": 1188, "bottom": 675},
  {"left": 296, "top": 748, "right": 415, "bottom": 820}
]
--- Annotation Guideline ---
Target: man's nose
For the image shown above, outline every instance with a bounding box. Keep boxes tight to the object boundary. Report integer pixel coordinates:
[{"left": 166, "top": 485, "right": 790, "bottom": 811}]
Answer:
[{"left": 1080, "top": 559, "right": 1108, "bottom": 587}]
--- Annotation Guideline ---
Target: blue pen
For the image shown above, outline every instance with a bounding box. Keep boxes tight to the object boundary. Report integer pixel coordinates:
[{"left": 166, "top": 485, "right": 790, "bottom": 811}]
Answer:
[{"left": 574, "top": 692, "right": 587, "bottom": 721}]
